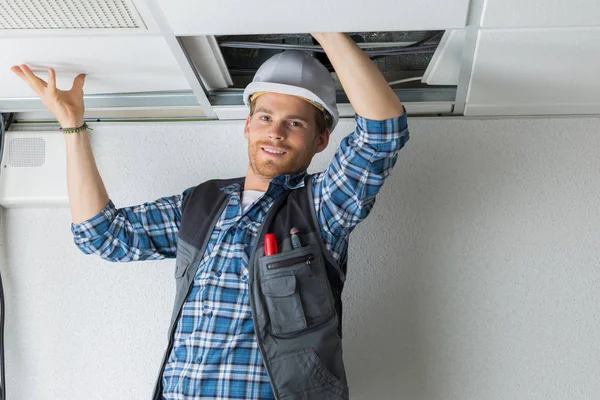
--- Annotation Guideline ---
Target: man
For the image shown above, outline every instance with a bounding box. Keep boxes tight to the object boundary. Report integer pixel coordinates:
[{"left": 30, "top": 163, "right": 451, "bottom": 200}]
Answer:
[{"left": 11, "top": 32, "right": 409, "bottom": 399}]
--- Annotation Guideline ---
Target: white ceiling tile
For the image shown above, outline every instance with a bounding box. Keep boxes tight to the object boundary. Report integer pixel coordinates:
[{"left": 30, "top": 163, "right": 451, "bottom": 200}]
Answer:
[
  {"left": 0, "top": 35, "right": 191, "bottom": 98},
  {"left": 465, "top": 28, "right": 600, "bottom": 116},
  {"left": 482, "top": 0, "right": 600, "bottom": 28},
  {"left": 157, "top": 0, "right": 470, "bottom": 35}
]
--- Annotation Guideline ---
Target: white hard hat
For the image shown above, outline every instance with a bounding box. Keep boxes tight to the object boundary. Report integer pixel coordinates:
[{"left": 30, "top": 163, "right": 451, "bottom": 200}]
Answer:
[{"left": 243, "top": 50, "right": 339, "bottom": 132}]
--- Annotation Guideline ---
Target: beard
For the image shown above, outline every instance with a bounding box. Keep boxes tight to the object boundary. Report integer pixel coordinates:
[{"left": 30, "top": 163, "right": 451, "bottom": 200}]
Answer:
[{"left": 248, "top": 141, "right": 312, "bottom": 178}]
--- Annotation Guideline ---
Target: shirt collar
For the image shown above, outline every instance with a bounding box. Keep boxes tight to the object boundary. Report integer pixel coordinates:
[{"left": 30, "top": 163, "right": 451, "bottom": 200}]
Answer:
[
  {"left": 270, "top": 171, "right": 307, "bottom": 190},
  {"left": 220, "top": 180, "right": 244, "bottom": 195},
  {"left": 219, "top": 172, "right": 307, "bottom": 195}
]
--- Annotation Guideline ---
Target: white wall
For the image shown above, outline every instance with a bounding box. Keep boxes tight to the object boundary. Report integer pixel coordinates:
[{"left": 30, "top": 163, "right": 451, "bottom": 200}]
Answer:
[{"left": 1, "top": 115, "right": 599, "bottom": 399}]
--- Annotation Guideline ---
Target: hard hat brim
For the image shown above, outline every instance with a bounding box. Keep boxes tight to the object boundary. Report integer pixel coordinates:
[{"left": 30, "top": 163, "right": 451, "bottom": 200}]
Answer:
[{"left": 243, "top": 82, "right": 339, "bottom": 132}]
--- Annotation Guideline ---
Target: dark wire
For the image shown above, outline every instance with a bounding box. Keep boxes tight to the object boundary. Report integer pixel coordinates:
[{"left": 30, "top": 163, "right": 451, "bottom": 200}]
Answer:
[
  {"left": 220, "top": 33, "right": 443, "bottom": 74},
  {"left": 218, "top": 42, "right": 438, "bottom": 56},
  {"left": 369, "top": 31, "right": 444, "bottom": 62},
  {"left": 0, "top": 113, "right": 6, "bottom": 400},
  {"left": 406, "top": 31, "right": 444, "bottom": 48},
  {"left": 219, "top": 32, "right": 444, "bottom": 54},
  {"left": 227, "top": 47, "right": 438, "bottom": 75}
]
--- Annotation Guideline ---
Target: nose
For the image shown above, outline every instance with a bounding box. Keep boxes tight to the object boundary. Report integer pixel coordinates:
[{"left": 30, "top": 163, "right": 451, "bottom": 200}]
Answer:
[
  {"left": 268, "top": 132, "right": 283, "bottom": 141},
  {"left": 268, "top": 121, "right": 287, "bottom": 141}
]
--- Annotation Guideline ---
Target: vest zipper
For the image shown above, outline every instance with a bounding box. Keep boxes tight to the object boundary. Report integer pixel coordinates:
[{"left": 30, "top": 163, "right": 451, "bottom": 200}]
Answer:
[{"left": 267, "top": 254, "right": 313, "bottom": 270}]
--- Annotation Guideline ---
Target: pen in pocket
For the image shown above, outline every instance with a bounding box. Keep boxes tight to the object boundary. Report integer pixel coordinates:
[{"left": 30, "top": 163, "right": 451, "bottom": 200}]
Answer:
[
  {"left": 264, "top": 233, "right": 278, "bottom": 256},
  {"left": 290, "top": 227, "right": 302, "bottom": 250}
]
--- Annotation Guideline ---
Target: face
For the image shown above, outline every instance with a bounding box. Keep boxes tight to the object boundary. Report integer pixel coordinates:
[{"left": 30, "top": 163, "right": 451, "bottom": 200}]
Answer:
[{"left": 244, "top": 92, "right": 330, "bottom": 180}]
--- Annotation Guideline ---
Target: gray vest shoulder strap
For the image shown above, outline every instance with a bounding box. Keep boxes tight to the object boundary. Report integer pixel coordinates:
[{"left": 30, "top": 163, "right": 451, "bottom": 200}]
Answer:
[{"left": 179, "top": 177, "right": 243, "bottom": 247}]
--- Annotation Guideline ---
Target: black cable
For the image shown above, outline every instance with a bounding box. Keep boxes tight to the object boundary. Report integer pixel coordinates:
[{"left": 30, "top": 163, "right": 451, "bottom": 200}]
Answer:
[
  {"left": 0, "top": 112, "right": 6, "bottom": 400},
  {"left": 222, "top": 33, "right": 442, "bottom": 76},
  {"left": 218, "top": 41, "right": 438, "bottom": 56},
  {"left": 227, "top": 47, "right": 437, "bottom": 76},
  {"left": 369, "top": 31, "right": 443, "bottom": 62},
  {"left": 405, "top": 31, "right": 444, "bottom": 48},
  {"left": 219, "top": 32, "right": 444, "bottom": 52}
]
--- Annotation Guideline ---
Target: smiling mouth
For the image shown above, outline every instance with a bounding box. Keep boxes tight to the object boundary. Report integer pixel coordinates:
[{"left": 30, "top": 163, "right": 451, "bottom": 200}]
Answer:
[{"left": 262, "top": 147, "right": 287, "bottom": 155}]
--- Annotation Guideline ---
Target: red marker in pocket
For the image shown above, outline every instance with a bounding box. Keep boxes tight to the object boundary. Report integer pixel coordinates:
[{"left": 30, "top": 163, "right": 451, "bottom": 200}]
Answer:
[{"left": 264, "top": 233, "right": 278, "bottom": 256}]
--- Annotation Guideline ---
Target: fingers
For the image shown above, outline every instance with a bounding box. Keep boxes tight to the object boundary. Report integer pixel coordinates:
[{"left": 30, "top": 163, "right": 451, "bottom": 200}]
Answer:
[
  {"left": 71, "top": 73, "right": 86, "bottom": 92},
  {"left": 10, "top": 65, "right": 25, "bottom": 79},
  {"left": 20, "top": 64, "right": 49, "bottom": 90},
  {"left": 11, "top": 65, "right": 87, "bottom": 98},
  {"left": 10, "top": 64, "right": 48, "bottom": 94},
  {"left": 48, "top": 68, "right": 57, "bottom": 94}
]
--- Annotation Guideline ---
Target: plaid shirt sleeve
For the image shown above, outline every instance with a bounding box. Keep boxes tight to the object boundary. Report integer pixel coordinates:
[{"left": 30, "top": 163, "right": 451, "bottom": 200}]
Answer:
[
  {"left": 312, "top": 111, "right": 409, "bottom": 263},
  {"left": 70, "top": 189, "right": 191, "bottom": 262}
]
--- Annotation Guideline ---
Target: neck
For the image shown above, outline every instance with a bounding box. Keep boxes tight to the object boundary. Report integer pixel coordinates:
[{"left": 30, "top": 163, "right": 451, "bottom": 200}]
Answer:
[{"left": 244, "top": 166, "right": 271, "bottom": 192}]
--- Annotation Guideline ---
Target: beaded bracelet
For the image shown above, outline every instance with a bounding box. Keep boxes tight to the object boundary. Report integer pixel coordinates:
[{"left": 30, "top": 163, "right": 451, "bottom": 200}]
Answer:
[{"left": 60, "top": 122, "right": 93, "bottom": 134}]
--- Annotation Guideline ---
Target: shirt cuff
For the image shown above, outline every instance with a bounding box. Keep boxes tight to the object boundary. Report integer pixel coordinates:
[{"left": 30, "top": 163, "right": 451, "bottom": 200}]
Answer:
[
  {"left": 70, "top": 200, "right": 117, "bottom": 239},
  {"left": 354, "top": 107, "right": 408, "bottom": 145}
]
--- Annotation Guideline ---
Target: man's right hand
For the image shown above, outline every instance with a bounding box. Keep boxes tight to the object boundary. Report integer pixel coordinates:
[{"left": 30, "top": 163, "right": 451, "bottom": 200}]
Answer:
[
  {"left": 11, "top": 64, "right": 109, "bottom": 224},
  {"left": 10, "top": 65, "right": 86, "bottom": 128}
]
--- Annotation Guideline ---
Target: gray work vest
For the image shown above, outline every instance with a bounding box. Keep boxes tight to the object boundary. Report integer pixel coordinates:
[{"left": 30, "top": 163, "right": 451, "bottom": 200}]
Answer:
[{"left": 153, "top": 176, "right": 349, "bottom": 400}]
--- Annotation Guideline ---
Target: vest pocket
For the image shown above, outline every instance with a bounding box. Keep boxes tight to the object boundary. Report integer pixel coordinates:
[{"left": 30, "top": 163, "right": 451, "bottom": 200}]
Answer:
[
  {"left": 261, "top": 274, "right": 307, "bottom": 335},
  {"left": 174, "top": 243, "right": 194, "bottom": 279},
  {"left": 259, "top": 244, "right": 335, "bottom": 337},
  {"left": 174, "top": 252, "right": 192, "bottom": 279},
  {"left": 270, "top": 348, "right": 348, "bottom": 399}
]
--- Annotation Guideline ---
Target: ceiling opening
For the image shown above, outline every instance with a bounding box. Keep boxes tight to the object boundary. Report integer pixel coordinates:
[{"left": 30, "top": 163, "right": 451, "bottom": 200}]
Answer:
[
  {"left": 204, "top": 30, "right": 457, "bottom": 113},
  {"left": 215, "top": 31, "right": 447, "bottom": 90}
]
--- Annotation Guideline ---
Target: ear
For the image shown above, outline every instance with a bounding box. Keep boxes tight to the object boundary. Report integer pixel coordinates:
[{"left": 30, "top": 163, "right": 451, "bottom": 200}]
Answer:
[
  {"left": 314, "top": 129, "right": 330, "bottom": 153},
  {"left": 244, "top": 114, "right": 251, "bottom": 140}
]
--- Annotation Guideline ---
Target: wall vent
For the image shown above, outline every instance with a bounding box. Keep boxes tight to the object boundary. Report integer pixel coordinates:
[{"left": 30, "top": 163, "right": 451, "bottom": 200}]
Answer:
[
  {"left": 0, "top": 0, "right": 146, "bottom": 30},
  {"left": 8, "top": 137, "right": 46, "bottom": 168}
]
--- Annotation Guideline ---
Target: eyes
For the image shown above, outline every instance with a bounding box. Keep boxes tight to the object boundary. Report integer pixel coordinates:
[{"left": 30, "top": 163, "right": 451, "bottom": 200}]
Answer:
[{"left": 259, "top": 115, "right": 304, "bottom": 128}]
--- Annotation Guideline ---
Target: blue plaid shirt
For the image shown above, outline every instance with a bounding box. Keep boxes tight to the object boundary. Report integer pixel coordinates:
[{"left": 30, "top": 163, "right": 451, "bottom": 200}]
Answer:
[{"left": 71, "top": 113, "right": 409, "bottom": 399}]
